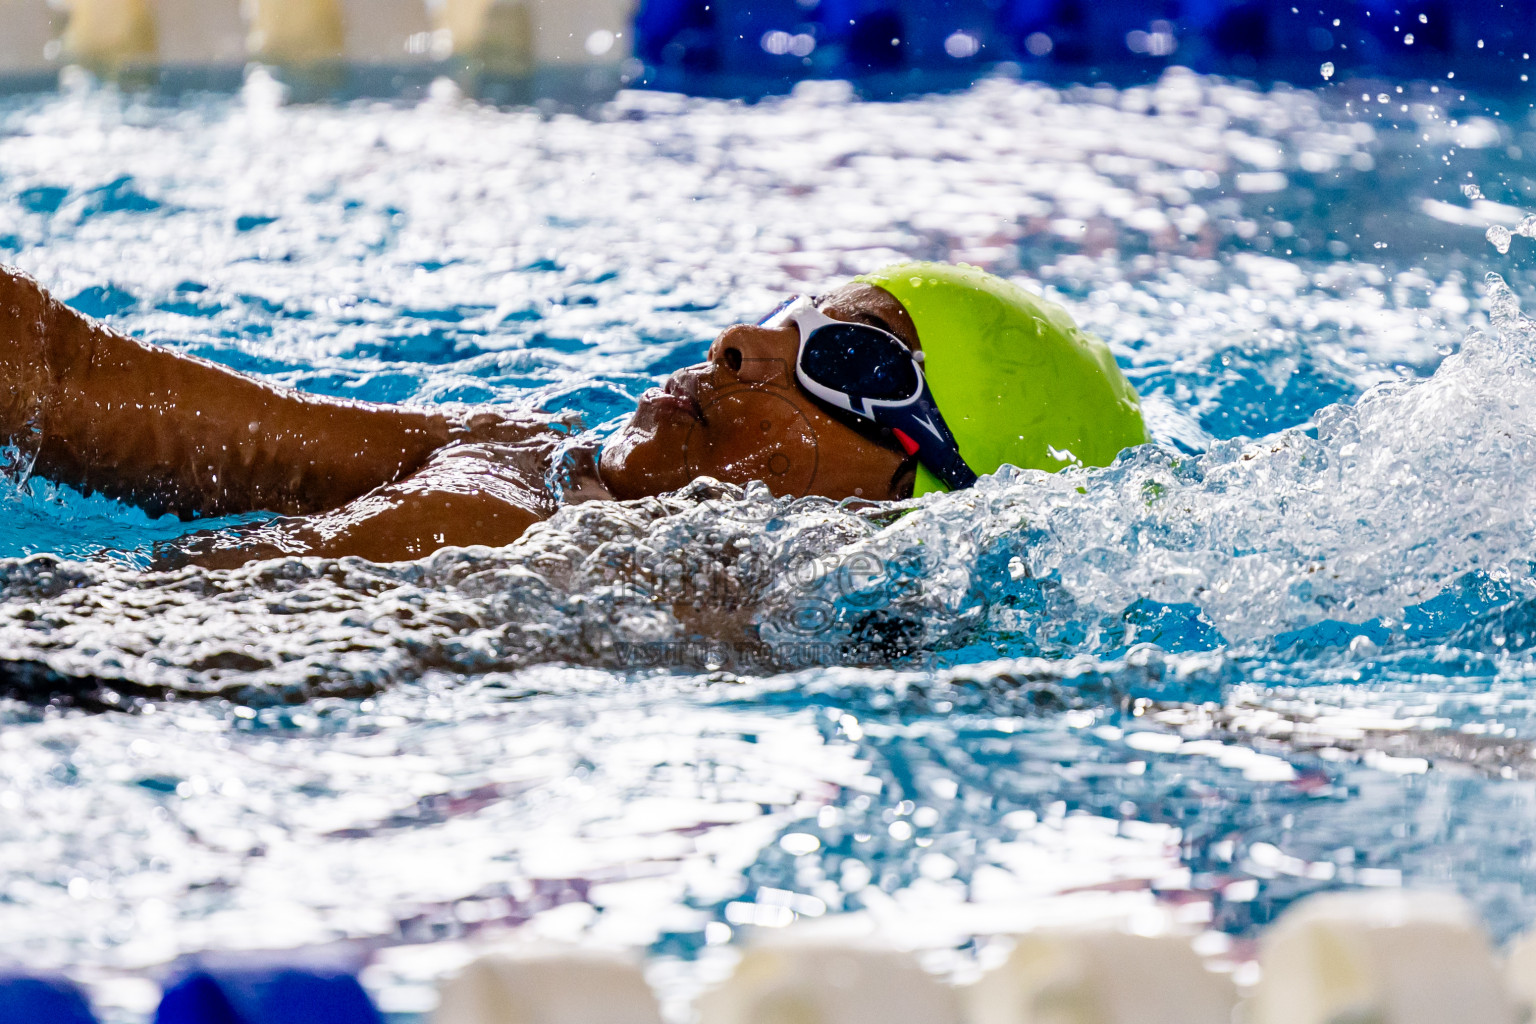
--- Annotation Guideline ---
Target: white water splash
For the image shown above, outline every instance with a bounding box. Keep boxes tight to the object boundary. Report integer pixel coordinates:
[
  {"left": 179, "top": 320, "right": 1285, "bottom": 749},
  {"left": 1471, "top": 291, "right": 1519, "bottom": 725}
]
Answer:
[{"left": 763, "top": 274, "right": 1536, "bottom": 650}]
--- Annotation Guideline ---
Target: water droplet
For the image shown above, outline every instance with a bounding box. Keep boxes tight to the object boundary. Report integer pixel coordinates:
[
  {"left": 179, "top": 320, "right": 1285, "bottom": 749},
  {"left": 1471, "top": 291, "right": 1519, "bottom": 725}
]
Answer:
[
  {"left": 1485, "top": 271, "right": 1521, "bottom": 322},
  {"left": 1487, "top": 224, "right": 1512, "bottom": 254},
  {"left": 909, "top": 276, "right": 923, "bottom": 287},
  {"left": 1320, "top": 62, "right": 1335, "bottom": 80},
  {"left": 1463, "top": 183, "right": 1484, "bottom": 200},
  {"left": 1518, "top": 214, "right": 1536, "bottom": 238}
]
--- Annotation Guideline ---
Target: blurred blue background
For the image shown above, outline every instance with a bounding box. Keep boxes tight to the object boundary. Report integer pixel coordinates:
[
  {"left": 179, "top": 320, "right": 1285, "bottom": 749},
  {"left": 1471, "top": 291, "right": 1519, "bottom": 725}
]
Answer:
[{"left": 632, "top": 0, "right": 1535, "bottom": 92}]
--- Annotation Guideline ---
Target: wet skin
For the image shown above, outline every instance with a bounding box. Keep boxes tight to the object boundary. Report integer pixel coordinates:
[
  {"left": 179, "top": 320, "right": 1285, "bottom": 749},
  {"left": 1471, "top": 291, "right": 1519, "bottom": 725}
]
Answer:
[
  {"left": 0, "top": 267, "right": 919, "bottom": 566},
  {"left": 598, "top": 281, "right": 921, "bottom": 505}
]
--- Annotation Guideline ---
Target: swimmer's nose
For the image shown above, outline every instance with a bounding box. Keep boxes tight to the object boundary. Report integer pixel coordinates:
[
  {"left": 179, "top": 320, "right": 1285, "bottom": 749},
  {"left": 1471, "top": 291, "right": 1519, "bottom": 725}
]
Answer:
[{"left": 708, "top": 323, "right": 797, "bottom": 386}]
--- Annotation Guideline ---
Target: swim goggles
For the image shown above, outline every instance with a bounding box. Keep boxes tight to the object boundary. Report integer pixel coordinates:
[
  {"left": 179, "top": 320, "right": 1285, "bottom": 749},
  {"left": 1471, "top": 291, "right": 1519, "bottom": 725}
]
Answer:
[{"left": 759, "top": 296, "right": 978, "bottom": 490}]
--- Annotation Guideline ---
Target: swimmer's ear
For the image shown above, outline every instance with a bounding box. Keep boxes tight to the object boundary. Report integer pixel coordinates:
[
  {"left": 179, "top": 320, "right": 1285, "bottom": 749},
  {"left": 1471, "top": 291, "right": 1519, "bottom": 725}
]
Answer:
[{"left": 889, "top": 456, "right": 918, "bottom": 500}]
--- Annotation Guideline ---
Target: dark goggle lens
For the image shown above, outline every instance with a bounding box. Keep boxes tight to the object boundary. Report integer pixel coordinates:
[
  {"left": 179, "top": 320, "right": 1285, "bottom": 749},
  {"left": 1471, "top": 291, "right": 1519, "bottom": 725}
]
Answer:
[{"left": 800, "top": 323, "right": 919, "bottom": 402}]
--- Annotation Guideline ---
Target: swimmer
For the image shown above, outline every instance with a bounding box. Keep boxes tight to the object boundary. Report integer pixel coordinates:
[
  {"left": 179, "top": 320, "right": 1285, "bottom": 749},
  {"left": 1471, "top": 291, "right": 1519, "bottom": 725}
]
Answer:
[{"left": 0, "top": 262, "right": 1149, "bottom": 567}]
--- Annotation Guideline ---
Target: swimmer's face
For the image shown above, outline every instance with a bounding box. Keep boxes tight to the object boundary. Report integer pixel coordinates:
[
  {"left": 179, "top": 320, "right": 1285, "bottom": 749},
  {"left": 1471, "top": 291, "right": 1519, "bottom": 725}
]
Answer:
[{"left": 599, "top": 282, "right": 920, "bottom": 503}]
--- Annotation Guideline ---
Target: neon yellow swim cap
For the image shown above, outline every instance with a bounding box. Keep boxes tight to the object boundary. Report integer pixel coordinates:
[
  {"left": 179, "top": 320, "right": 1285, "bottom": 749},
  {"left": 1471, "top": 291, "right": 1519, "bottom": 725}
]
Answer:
[{"left": 857, "top": 262, "right": 1150, "bottom": 496}]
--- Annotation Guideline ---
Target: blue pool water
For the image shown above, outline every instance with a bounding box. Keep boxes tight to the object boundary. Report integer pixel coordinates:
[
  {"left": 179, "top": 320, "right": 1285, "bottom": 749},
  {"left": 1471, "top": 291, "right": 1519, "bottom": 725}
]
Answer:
[{"left": 5, "top": 67, "right": 1536, "bottom": 1014}]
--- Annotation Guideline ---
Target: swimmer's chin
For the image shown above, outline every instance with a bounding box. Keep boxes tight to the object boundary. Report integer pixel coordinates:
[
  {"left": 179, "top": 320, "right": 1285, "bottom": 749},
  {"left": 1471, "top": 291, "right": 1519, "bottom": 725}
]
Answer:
[{"left": 598, "top": 418, "right": 694, "bottom": 500}]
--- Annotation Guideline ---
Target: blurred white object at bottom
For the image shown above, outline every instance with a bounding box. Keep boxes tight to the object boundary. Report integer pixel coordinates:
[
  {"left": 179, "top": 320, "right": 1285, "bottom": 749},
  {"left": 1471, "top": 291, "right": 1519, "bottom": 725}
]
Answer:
[
  {"left": 433, "top": 949, "right": 665, "bottom": 1024},
  {"left": 966, "top": 930, "right": 1237, "bottom": 1024},
  {"left": 697, "top": 944, "right": 965, "bottom": 1024},
  {"left": 1251, "top": 890, "right": 1515, "bottom": 1024}
]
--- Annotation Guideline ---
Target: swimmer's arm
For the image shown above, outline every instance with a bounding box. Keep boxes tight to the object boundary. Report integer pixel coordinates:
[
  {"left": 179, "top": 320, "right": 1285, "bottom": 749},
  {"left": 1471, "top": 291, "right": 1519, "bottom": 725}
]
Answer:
[
  {"left": 0, "top": 265, "right": 557, "bottom": 519},
  {"left": 156, "top": 439, "right": 607, "bottom": 567},
  {"left": 165, "top": 480, "right": 549, "bottom": 567}
]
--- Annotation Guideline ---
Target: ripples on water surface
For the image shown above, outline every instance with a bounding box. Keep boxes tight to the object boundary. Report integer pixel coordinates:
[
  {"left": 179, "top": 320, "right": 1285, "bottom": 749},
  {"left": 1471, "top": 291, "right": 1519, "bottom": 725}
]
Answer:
[{"left": 5, "top": 67, "right": 1536, "bottom": 1014}]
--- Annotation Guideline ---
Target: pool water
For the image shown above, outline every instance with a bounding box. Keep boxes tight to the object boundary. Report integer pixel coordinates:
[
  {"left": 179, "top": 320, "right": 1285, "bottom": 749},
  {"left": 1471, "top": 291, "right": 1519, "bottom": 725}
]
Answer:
[{"left": 4, "top": 66, "right": 1536, "bottom": 1016}]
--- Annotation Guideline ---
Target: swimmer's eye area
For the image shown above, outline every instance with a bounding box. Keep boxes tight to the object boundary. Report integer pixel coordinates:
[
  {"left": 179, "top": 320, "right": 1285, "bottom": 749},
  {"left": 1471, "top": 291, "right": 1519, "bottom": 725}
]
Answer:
[{"left": 764, "top": 296, "right": 978, "bottom": 491}]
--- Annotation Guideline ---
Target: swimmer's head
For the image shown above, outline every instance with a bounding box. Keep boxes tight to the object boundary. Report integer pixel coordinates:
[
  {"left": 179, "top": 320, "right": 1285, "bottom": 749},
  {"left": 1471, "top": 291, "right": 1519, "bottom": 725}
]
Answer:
[
  {"left": 597, "top": 264, "right": 1148, "bottom": 503},
  {"left": 598, "top": 281, "right": 920, "bottom": 503}
]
